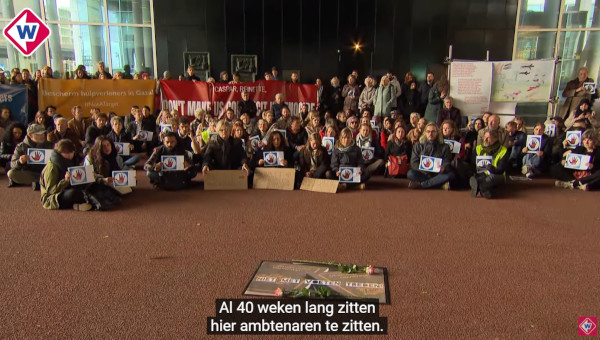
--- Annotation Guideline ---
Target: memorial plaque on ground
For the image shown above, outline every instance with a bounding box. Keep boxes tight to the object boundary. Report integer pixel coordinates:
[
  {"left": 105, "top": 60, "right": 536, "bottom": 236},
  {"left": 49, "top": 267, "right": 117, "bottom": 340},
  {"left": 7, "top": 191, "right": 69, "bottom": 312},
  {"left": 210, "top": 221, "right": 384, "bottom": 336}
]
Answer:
[{"left": 244, "top": 261, "right": 389, "bottom": 303}]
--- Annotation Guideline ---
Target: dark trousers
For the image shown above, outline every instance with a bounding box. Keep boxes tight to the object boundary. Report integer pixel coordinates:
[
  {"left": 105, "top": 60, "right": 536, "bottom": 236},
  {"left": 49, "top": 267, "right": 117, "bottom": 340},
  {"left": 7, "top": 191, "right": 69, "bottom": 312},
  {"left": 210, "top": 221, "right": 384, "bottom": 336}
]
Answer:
[{"left": 57, "top": 188, "right": 86, "bottom": 209}]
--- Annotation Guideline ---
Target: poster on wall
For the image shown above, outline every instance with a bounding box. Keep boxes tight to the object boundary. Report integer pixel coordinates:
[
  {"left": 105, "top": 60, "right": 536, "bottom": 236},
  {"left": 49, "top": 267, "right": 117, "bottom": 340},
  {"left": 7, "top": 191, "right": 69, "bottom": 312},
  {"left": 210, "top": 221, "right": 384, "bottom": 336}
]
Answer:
[
  {"left": 491, "top": 60, "right": 555, "bottom": 102},
  {"left": 449, "top": 61, "right": 493, "bottom": 118},
  {"left": 183, "top": 52, "right": 210, "bottom": 81}
]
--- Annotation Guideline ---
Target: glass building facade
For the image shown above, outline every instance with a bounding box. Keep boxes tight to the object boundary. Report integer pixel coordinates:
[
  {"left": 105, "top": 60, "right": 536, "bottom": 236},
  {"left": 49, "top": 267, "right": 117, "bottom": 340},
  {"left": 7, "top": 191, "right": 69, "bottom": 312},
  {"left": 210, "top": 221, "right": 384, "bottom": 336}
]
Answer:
[
  {"left": 0, "top": 0, "right": 155, "bottom": 78},
  {"left": 514, "top": 0, "right": 600, "bottom": 118}
]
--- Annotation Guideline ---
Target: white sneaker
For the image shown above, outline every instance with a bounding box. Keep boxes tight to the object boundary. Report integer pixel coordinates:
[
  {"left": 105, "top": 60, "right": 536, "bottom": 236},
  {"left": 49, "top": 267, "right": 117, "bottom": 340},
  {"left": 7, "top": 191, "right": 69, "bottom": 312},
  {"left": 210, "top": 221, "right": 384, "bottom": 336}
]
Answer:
[
  {"left": 521, "top": 165, "right": 529, "bottom": 175},
  {"left": 554, "top": 180, "right": 574, "bottom": 189},
  {"left": 73, "top": 203, "right": 92, "bottom": 211}
]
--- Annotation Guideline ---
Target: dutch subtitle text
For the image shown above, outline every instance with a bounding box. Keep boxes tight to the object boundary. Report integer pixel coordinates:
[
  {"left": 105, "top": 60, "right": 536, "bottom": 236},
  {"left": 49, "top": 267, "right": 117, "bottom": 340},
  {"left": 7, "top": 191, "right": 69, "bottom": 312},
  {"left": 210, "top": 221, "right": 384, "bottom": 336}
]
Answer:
[{"left": 207, "top": 299, "right": 387, "bottom": 335}]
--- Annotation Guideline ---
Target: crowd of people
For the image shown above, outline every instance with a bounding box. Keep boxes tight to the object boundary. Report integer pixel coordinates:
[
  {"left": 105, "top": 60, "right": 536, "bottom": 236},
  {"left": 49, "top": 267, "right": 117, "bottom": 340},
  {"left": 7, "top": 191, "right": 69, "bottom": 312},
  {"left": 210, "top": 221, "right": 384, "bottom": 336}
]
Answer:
[{"left": 0, "top": 62, "right": 599, "bottom": 212}]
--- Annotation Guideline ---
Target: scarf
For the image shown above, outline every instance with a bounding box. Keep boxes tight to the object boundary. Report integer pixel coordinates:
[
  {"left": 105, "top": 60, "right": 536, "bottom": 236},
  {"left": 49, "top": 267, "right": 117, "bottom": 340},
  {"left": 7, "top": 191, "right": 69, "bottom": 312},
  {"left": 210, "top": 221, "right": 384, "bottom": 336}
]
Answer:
[
  {"left": 50, "top": 151, "right": 75, "bottom": 179},
  {"left": 337, "top": 140, "right": 355, "bottom": 153},
  {"left": 356, "top": 134, "right": 372, "bottom": 148},
  {"left": 480, "top": 142, "right": 501, "bottom": 156}
]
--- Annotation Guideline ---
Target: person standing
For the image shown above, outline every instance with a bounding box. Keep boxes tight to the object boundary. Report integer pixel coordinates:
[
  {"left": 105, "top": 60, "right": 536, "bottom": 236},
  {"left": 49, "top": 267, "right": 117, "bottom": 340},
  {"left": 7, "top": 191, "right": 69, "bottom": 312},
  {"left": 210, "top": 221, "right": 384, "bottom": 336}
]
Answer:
[{"left": 559, "top": 67, "right": 596, "bottom": 119}]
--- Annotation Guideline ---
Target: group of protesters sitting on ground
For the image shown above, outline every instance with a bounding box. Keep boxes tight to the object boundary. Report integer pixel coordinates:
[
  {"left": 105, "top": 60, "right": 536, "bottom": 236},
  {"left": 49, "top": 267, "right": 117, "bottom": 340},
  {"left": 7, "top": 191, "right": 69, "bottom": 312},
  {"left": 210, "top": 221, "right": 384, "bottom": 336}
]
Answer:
[{"left": 0, "top": 67, "right": 598, "bottom": 211}]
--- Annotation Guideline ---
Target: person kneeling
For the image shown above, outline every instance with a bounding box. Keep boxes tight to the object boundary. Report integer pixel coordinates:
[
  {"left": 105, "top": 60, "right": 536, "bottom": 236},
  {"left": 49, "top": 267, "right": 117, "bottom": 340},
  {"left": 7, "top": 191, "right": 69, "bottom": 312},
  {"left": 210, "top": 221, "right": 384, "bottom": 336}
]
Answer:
[
  {"left": 331, "top": 128, "right": 368, "bottom": 189},
  {"left": 407, "top": 123, "right": 454, "bottom": 189},
  {"left": 469, "top": 130, "right": 509, "bottom": 199},
  {"left": 40, "top": 139, "right": 91, "bottom": 211},
  {"left": 299, "top": 133, "right": 333, "bottom": 180},
  {"left": 145, "top": 132, "right": 196, "bottom": 190}
]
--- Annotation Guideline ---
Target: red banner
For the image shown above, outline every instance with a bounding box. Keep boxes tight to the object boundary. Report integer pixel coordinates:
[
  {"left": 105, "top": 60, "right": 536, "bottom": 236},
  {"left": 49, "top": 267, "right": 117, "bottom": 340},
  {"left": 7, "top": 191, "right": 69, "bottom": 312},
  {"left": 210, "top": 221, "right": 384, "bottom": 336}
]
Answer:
[
  {"left": 160, "top": 80, "right": 317, "bottom": 118},
  {"left": 160, "top": 80, "right": 211, "bottom": 116}
]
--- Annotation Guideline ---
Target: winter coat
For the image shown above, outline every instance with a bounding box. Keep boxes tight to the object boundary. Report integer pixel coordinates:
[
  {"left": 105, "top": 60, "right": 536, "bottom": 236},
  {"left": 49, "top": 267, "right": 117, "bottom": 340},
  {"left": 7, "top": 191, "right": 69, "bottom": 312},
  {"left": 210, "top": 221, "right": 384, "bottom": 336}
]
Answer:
[{"left": 373, "top": 85, "right": 396, "bottom": 117}]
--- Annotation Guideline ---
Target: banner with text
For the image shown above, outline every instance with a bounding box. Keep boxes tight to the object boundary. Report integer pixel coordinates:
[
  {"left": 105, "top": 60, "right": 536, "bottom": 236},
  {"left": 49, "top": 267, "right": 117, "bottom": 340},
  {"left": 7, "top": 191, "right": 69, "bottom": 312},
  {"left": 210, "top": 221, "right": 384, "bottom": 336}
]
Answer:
[
  {"left": 0, "top": 84, "right": 28, "bottom": 124},
  {"left": 449, "top": 61, "right": 493, "bottom": 118},
  {"left": 39, "top": 79, "right": 156, "bottom": 117},
  {"left": 161, "top": 80, "right": 318, "bottom": 117},
  {"left": 160, "top": 80, "right": 212, "bottom": 117}
]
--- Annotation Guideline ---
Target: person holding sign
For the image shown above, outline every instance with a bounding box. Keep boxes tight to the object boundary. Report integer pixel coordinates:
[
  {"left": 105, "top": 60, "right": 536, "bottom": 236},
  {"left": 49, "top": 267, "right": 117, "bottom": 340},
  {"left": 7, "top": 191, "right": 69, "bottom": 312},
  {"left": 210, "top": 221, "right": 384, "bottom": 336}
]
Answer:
[
  {"left": 1, "top": 122, "right": 25, "bottom": 173},
  {"left": 8, "top": 124, "right": 54, "bottom": 189},
  {"left": 385, "top": 125, "right": 411, "bottom": 177},
  {"left": 407, "top": 123, "right": 454, "bottom": 190},
  {"left": 356, "top": 123, "right": 385, "bottom": 178},
  {"left": 559, "top": 67, "right": 596, "bottom": 120},
  {"left": 521, "top": 123, "right": 553, "bottom": 179},
  {"left": 331, "top": 128, "right": 367, "bottom": 187},
  {"left": 145, "top": 132, "right": 196, "bottom": 190},
  {"left": 106, "top": 116, "right": 139, "bottom": 167},
  {"left": 299, "top": 133, "right": 332, "bottom": 180},
  {"left": 469, "top": 130, "right": 509, "bottom": 199},
  {"left": 202, "top": 121, "right": 249, "bottom": 175},
  {"left": 40, "top": 139, "right": 91, "bottom": 211},
  {"left": 256, "top": 130, "right": 293, "bottom": 168},
  {"left": 84, "top": 136, "right": 131, "bottom": 195},
  {"left": 552, "top": 130, "right": 600, "bottom": 191}
]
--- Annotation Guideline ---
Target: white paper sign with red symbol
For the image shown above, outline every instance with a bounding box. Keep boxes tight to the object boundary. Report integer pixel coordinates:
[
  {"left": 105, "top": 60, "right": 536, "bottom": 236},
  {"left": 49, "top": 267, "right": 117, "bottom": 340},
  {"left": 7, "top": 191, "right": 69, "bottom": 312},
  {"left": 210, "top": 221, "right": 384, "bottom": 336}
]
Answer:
[
  {"left": 544, "top": 123, "right": 556, "bottom": 137},
  {"left": 263, "top": 151, "right": 284, "bottom": 167},
  {"left": 68, "top": 165, "right": 95, "bottom": 185},
  {"left": 160, "top": 124, "right": 172, "bottom": 133},
  {"left": 361, "top": 147, "right": 375, "bottom": 161},
  {"left": 418, "top": 155, "right": 442, "bottom": 173},
  {"left": 249, "top": 135, "right": 261, "bottom": 150},
  {"left": 564, "top": 153, "right": 591, "bottom": 170},
  {"left": 114, "top": 142, "right": 130, "bottom": 156},
  {"left": 565, "top": 131, "right": 581, "bottom": 149},
  {"left": 112, "top": 170, "right": 137, "bottom": 187},
  {"left": 526, "top": 135, "right": 541, "bottom": 153},
  {"left": 138, "top": 130, "right": 154, "bottom": 141},
  {"left": 339, "top": 166, "right": 361, "bottom": 183},
  {"left": 161, "top": 155, "right": 184, "bottom": 171},
  {"left": 322, "top": 137, "right": 334, "bottom": 155},
  {"left": 27, "top": 148, "right": 52, "bottom": 164}
]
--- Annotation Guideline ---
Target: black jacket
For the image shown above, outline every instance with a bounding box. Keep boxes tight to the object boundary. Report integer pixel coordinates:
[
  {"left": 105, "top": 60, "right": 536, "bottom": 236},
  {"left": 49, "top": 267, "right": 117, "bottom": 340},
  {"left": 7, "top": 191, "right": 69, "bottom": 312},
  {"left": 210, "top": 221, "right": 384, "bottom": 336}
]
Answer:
[
  {"left": 202, "top": 136, "right": 247, "bottom": 170},
  {"left": 331, "top": 144, "right": 366, "bottom": 174},
  {"left": 410, "top": 140, "right": 453, "bottom": 175},
  {"left": 238, "top": 99, "right": 258, "bottom": 118}
]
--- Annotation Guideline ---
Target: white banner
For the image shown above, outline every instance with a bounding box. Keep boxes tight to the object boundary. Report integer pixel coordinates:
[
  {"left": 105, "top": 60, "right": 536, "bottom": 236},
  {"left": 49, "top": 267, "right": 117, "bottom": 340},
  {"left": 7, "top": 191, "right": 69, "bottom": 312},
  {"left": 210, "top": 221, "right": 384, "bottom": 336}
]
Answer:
[
  {"left": 449, "top": 61, "right": 493, "bottom": 118},
  {"left": 491, "top": 60, "right": 555, "bottom": 102}
]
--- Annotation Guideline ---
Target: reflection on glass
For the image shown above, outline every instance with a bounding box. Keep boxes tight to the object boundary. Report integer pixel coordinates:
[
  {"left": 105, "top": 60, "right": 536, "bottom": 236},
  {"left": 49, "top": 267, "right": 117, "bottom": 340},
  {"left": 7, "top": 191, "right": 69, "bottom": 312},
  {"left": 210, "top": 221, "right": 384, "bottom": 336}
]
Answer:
[
  {"left": 44, "top": 0, "right": 105, "bottom": 23},
  {"left": 0, "top": 0, "right": 42, "bottom": 20},
  {"left": 109, "top": 26, "right": 153, "bottom": 76},
  {"left": 515, "top": 32, "right": 557, "bottom": 60},
  {"left": 516, "top": 102, "right": 549, "bottom": 119},
  {"left": 107, "top": 0, "right": 151, "bottom": 24},
  {"left": 47, "top": 24, "right": 109, "bottom": 78},
  {"left": 562, "top": 0, "right": 599, "bottom": 28},
  {"left": 519, "top": 0, "right": 560, "bottom": 29},
  {"left": 556, "top": 31, "right": 600, "bottom": 95}
]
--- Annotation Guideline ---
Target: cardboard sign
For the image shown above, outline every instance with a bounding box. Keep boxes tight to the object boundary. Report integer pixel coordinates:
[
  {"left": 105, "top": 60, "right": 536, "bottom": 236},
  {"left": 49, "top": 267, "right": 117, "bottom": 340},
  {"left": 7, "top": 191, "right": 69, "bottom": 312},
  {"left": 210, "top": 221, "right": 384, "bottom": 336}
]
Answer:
[
  {"left": 68, "top": 165, "right": 95, "bottom": 185},
  {"left": 361, "top": 147, "right": 375, "bottom": 161},
  {"left": 418, "top": 155, "right": 442, "bottom": 173},
  {"left": 249, "top": 135, "right": 261, "bottom": 150},
  {"left": 209, "top": 132, "right": 218, "bottom": 141},
  {"left": 253, "top": 168, "right": 295, "bottom": 190},
  {"left": 138, "top": 130, "right": 154, "bottom": 141},
  {"left": 565, "top": 153, "right": 591, "bottom": 170},
  {"left": 300, "top": 177, "right": 339, "bottom": 193},
  {"left": 444, "top": 140, "right": 461, "bottom": 154},
  {"left": 27, "top": 148, "right": 52, "bottom": 164},
  {"left": 476, "top": 155, "right": 494, "bottom": 173},
  {"left": 526, "top": 135, "right": 542, "bottom": 153},
  {"left": 161, "top": 155, "right": 185, "bottom": 171},
  {"left": 322, "top": 137, "right": 335, "bottom": 155},
  {"left": 204, "top": 170, "right": 248, "bottom": 190},
  {"left": 160, "top": 124, "right": 173, "bottom": 133},
  {"left": 112, "top": 170, "right": 137, "bottom": 187},
  {"left": 114, "top": 142, "right": 130, "bottom": 156},
  {"left": 263, "top": 151, "right": 284, "bottom": 166},
  {"left": 566, "top": 131, "right": 582, "bottom": 149},
  {"left": 339, "top": 167, "right": 361, "bottom": 183},
  {"left": 584, "top": 82, "right": 596, "bottom": 95},
  {"left": 544, "top": 123, "right": 556, "bottom": 137}
]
